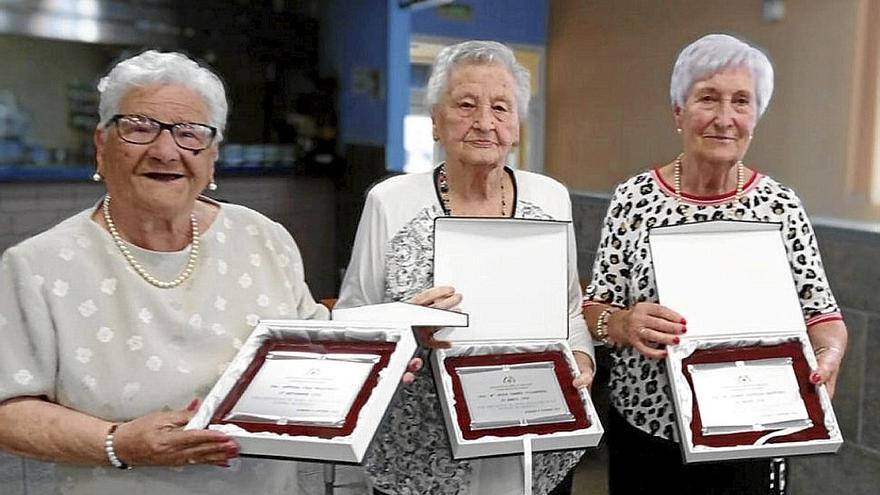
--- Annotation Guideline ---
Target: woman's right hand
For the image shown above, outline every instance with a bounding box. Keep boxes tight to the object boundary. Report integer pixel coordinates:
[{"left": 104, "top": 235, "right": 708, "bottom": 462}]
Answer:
[
  {"left": 408, "top": 286, "right": 463, "bottom": 349},
  {"left": 609, "top": 302, "right": 687, "bottom": 359},
  {"left": 113, "top": 400, "right": 239, "bottom": 467}
]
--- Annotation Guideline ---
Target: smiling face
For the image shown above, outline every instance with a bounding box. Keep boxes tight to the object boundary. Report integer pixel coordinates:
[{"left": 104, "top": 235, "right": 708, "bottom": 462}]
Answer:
[
  {"left": 674, "top": 66, "right": 757, "bottom": 165},
  {"left": 432, "top": 62, "right": 520, "bottom": 169},
  {"left": 94, "top": 84, "right": 217, "bottom": 218}
]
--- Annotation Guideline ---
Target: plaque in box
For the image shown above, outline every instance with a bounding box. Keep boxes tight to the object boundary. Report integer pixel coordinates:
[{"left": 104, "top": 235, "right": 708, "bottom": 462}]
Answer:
[
  {"left": 186, "top": 320, "right": 418, "bottom": 463},
  {"left": 430, "top": 217, "right": 603, "bottom": 460},
  {"left": 444, "top": 351, "right": 590, "bottom": 439},
  {"left": 648, "top": 220, "right": 842, "bottom": 463},
  {"left": 211, "top": 339, "right": 394, "bottom": 438}
]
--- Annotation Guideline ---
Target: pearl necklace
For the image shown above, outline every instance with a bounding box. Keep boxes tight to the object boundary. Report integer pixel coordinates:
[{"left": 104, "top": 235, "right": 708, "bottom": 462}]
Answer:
[
  {"left": 102, "top": 195, "right": 200, "bottom": 289},
  {"left": 438, "top": 163, "right": 507, "bottom": 216},
  {"left": 673, "top": 153, "right": 745, "bottom": 205}
]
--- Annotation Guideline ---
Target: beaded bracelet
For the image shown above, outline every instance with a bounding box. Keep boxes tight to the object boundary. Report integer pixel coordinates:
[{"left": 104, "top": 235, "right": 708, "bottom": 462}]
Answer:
[
  {"left": 595, "top": 307, "right": 617, "bottom": 346},
  {"left": 105, "top": 423, "right": 131, "bottom": 470}
]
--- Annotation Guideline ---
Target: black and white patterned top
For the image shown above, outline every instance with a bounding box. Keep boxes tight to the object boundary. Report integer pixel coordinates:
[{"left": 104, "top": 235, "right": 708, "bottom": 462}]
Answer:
[
  {"left": 337, "top": 166, "right": 592, "bottom": 495},
  {"left": 584, "top": 168, "right": 842, "bottom": 441}
]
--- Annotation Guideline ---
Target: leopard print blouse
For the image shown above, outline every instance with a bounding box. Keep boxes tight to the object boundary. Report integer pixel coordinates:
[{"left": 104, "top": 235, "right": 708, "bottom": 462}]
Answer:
[{"left": 584, "top": 168, "right": 842, "bottom": 441}]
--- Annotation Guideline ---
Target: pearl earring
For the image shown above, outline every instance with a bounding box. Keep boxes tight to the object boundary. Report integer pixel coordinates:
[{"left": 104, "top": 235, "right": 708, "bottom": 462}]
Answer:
[
  {"left": 207, "top": 181, "right": 218, "bottom": 191},
  {"left": 676, "top": 128, "right": 682, "bottom": 134},
  {"left": 92, "top": 172, "right": 103, "bottom": 182}
]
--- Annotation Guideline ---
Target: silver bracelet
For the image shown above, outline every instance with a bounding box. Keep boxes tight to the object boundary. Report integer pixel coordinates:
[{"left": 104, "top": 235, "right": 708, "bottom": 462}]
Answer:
[{"left": 105, "top": 423, "right": 131, "bottom": 470}]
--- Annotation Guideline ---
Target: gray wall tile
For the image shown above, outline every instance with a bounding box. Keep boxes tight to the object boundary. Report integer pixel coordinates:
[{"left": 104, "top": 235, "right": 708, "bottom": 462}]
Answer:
[
  {"left": 0, "top": 452, "right": 24, "bottom": 495},
  {"left": 862, "top": 314, "right": 880, "bottom": 452},
  {"left": 814, "top": 226, "right": 880, "bottom": 314},
  {"left": 22, "top": 458, "right": 55, "bottom": 494},
  {"left": 789, "top": 443, "right": 880, "bottom": 495},
  {"left": 835, "top": 308, "right": 867, "bottom": 443}
]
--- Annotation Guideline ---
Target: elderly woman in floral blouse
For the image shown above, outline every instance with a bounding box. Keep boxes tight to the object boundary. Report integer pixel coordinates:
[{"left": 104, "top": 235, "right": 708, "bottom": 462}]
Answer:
[
  {"left": 337, "top": 40, "right": 595, "bottom": 495},
  {"left": 0, "top": 50, "right": 333, "bottom": 494},
  {"left": 583, "top": 33, "right": 847, "bottom": 495}
]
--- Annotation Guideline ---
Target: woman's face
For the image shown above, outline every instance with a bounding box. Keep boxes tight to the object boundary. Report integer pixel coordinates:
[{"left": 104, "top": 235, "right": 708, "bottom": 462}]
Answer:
[
  {"left": 94, "top": 84, "right": 217, "bottom": 217},
  {"left": 433, "top": 62, "right": 520, "bottom": 168},
  {"left": 674, "top": 66, "right": 757, "bottom": 165}
]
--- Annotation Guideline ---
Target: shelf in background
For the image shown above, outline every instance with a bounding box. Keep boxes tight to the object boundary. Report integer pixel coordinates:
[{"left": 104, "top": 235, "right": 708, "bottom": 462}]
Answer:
[{"left": 0, "top": 164, "right": 336, "bottom": 183}]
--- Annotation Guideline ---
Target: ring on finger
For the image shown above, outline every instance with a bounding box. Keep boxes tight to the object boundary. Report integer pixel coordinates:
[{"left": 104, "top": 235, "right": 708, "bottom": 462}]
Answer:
[
  {"left": 187, "top": 458, "right": 196, "bottom": 465},
  {"left": 638, "top": 327, "right": 649, "bottom": 337}
]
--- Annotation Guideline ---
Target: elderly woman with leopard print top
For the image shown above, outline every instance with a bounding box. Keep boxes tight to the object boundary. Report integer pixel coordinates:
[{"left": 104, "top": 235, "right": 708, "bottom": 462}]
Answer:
[{"left": 582, "top": 34, "right": 847, "bottom": 495}]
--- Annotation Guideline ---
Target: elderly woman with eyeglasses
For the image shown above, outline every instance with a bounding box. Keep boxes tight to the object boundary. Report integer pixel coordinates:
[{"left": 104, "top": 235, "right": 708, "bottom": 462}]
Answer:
[
  {"left": 0, "top": 50, "right": 332, "bottom": 494},
  {"left": 336, "top": 40, "right": 594, "bottom": 495},
  {"left": 582, "top": 34, "right": 848, "bottom": 494}
]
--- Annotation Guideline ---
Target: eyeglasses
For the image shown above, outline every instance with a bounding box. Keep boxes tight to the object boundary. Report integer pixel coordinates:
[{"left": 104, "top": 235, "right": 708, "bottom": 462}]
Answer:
[{"left": 107, "top": 114, "right": 217, "bottom": 152}]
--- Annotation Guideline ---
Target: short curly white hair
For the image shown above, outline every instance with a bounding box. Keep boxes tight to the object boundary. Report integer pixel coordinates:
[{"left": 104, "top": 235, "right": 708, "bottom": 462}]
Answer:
[
  {"left": 670, "top": 34, "right": 774, "bottom": 118},
  {"left": 425, "top": 40, "right": 531, "bottom": 120},
  {"left": 97, "top": 50, "right": 229, "bottom": 142}
]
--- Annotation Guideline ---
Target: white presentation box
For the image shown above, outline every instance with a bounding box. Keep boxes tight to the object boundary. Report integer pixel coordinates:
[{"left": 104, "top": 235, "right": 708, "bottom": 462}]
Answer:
[
  {"left": 186, "top": 319, "right": 417, "bottom": 464},
  {"left": 430, "top": 217, "right": 604, "bottom": 460},
  {"left": 649, "top": 220, "right": 843, "bottom": 463}
]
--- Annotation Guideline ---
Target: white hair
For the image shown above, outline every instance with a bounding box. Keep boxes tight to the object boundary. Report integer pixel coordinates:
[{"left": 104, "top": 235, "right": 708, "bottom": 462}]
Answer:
[
  {"left": 97, "top": 50, "right": 229, "bottom": 141},
  {"left": 425, "top": 40, "right": 531, "bottom": 120},
  {"left": 670, "top": 34, "right": 774, "bottom": 118}
]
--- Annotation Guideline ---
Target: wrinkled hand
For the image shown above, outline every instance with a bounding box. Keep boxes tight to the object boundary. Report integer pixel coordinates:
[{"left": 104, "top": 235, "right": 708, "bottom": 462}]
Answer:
[
  {"left": 409, "top": 286, "right": 462, "bottom": 310},
  {"left": 408, "top": 286, "right": 463, "bottom": 350},
  {"left": 611, "top": 302, "right": 686, "bottom": 359},
  {"left": 571, "top": 351, "right": 595, "bottom": 390},
  {"left": 810, "top": 347, "right": 844, "bottom": 398},
  {"left": 113, "top": 400, "right": 239, "bottom": 467},
  {"left": 403, "top": 357, "right": 423, "bottom": 385}
]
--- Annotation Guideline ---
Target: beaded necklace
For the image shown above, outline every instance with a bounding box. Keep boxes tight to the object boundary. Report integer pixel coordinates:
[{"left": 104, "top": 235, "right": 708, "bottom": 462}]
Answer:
[
  {"left": 437, "top": 163, "right": 506, "bottom": 216},
  {"left": 102, "top": 195, "right": 200, "bottom": 289},
  {"left": 672, "top": 153, "right": 744, "bottom": 205}
]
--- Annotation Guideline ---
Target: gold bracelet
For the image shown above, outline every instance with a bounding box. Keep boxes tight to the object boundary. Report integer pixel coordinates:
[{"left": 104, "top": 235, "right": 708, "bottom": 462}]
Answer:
[
  {"left": 595, "top": 307, "right": 617, "bottom": 346},
  {"left": 814, "top": 345, "right": 843, "bottom": 357}
]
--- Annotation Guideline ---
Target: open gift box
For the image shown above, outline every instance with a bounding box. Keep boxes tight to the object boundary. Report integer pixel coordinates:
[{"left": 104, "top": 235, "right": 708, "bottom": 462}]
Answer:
[
  {"left": 185, "top": 319, "right": 418, "bottom": 464},
  {"left": 649, "top": 220, "right": 843, "bottom": 463},
  {"left": 430, "top": 217, "right": 604, "bottom": 460}
]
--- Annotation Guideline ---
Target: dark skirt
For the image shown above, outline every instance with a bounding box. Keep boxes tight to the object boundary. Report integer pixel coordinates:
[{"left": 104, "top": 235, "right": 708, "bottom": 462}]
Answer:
[{"left": 608, "top": 407, "right": 786, "bottom": 495}]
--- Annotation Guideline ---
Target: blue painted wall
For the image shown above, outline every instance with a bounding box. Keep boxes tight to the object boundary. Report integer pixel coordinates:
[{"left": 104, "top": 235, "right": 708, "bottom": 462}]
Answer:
[
  {"left": 320, "top": 1, "right": 389, "bottom": 147},
  {"left": 411, "top": 0, "right": 548, "bottom": 45},
  {"left": 319, "top": 0, "right": 409, "bottom": 171},
  {"left": 319, "top": 0, "right": 548, "bottom": 172},
  {"left": 386, "top": 0, "right": 410, "bottom": 171}
]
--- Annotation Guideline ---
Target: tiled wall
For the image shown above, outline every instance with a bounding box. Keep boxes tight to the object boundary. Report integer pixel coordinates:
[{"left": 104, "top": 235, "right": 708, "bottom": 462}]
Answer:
[
  {"left": 0, "top": 176, "right": 338, "bottom": 298},
  {"left": 572, "top": 192, "right": 880, "bottom": 495}
]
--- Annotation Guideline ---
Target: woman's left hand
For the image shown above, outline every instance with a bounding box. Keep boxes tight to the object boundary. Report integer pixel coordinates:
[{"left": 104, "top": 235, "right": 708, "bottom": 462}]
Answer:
[
  {"left": 811, "top": 346, "right": 844, "bottom": 398},
  {"left": 572, "top": 351, "right": 595, "bottom": 390},
  {"left": 807, "top": 319, "right": 848, "bottom": 399}
]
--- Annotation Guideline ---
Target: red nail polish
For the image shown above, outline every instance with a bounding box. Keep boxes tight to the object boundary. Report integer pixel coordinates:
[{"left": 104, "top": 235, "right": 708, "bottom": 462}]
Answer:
[
  {"left": 810, "top": 372, "right": 821, "bottom": 384},
  {"left": 186, "top": 398, "right": 199, "bottom": 411},
  {"left": 680, "top": 318, "right": 687, "bottom": 325},
  {"left": 681, "top": 326, "right": 687, "bottom": 334},
  {"left": 673, "top": 337, "right": 680, "bottom": 345}
]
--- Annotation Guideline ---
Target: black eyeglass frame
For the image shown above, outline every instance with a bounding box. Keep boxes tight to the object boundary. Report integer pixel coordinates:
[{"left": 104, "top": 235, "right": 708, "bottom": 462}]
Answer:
[{"left": 106, "top": 114, "right": 218, "bottom": 152}]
